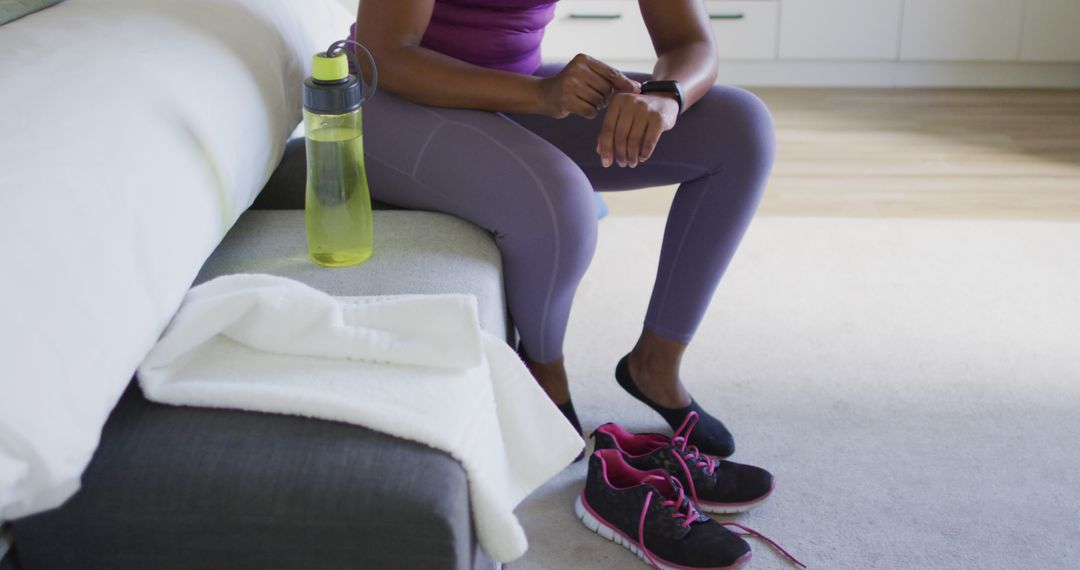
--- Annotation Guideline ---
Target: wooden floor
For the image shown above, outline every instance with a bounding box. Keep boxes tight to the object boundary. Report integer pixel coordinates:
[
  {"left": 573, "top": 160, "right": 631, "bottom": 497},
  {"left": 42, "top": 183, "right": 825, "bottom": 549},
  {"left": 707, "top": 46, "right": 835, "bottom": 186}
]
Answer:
[{"left": 602, "top": 88, "right": 1080, "bottom": 220}]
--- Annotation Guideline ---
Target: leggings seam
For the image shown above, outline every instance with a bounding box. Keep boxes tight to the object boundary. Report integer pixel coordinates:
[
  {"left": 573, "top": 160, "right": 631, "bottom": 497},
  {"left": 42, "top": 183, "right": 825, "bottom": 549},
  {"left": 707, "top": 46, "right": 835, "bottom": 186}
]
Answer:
[
  {"left": 438, "top": 118, "right": 565, "bottom": 361},
  {"left": 412, "top": 121, "right": 446, "bottom": 178},
  {"left": 411, "top": 102, "right": 450, "bottom": 122},
  {"left": 651, "top": 177, "right": 712, "bottom": 331},
  {"left": 365, "top": 153, "right": 447, "bottom": 200},
  {"left": 365, "top": 152, "right": 411, "bottom": 180}
]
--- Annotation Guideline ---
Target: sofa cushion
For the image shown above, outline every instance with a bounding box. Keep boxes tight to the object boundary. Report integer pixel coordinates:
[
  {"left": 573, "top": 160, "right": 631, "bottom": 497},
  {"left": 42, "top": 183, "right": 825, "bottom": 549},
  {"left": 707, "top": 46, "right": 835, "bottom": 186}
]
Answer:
[{"left": 195, "top": 210, "right": 511, "bottom": 341}]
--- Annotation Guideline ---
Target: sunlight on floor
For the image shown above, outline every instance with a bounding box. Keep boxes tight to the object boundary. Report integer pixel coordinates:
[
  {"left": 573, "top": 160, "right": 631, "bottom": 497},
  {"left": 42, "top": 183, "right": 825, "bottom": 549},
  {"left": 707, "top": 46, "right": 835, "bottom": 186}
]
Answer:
[{"left": 602, "top": 88, "right": 1080, "bottom": 220}]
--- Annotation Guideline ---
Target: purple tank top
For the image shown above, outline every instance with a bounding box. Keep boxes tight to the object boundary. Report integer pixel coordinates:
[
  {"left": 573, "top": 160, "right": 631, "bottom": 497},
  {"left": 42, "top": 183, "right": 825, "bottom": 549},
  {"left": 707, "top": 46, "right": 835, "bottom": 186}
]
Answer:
[{"left": 351, "top": 0, "right": 556, "bottom": 75}]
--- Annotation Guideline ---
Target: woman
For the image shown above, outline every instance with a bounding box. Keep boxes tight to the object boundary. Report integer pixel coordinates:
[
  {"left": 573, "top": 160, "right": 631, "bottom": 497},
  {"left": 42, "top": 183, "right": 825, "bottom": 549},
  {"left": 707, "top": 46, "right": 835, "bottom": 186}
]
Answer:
[{"left": 353, "top": 0, "right": 775, "bottom": 457}]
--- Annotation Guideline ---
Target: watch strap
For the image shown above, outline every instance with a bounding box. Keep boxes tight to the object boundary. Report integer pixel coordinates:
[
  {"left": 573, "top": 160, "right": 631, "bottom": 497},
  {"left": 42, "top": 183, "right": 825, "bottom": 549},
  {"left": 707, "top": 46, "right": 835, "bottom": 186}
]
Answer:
[{"left": 640, "top": 80, "right": 684, "bottom": 114}]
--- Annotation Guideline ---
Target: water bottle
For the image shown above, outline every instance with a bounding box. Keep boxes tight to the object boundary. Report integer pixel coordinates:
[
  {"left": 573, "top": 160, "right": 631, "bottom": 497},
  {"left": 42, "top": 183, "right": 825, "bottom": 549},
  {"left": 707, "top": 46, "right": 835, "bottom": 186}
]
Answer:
[{"left": 302, "top": 40, "right": 378, "bottom": 267}]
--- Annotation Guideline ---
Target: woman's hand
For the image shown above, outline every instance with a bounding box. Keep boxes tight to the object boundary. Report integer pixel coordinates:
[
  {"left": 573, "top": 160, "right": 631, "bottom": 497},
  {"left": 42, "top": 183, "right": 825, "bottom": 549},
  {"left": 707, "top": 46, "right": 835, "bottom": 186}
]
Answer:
[
  {"left": 596, "top": 92, "right": 679, "bottom": 168},
  {"left": 539, "top": 54, "right": 640, "bottom": 119}
]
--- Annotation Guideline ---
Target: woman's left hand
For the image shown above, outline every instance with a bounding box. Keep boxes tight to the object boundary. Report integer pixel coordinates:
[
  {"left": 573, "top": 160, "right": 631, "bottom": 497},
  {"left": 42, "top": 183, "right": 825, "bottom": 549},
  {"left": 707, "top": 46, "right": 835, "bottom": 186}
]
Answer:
[{"left": 596, "top": 92, "right": 679, "bottom": 168}]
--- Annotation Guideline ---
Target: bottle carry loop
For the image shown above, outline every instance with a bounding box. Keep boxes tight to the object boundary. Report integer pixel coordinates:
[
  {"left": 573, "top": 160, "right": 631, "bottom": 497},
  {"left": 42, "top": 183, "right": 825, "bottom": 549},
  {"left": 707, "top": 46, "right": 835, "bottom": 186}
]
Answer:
[{"left": 325, "top": 39, "right": 378, "bottom": 102}]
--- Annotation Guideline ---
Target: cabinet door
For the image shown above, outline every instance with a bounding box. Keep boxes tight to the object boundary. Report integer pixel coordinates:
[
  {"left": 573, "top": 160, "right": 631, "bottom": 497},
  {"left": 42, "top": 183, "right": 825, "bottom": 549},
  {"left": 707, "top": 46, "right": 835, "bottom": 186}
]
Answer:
[
  {"left": 1020, "top": 0, "right": 1080, "bottom": 61},
  {"left": 900, "top": 0, "right": 1025, "bottom": 61},
  {"left": 705, "top": 1, "right": 780, "bottom": 60},
  {"left": 779, "top": 0, "right": 904, "bottom": 60},
  {"left": 542, "top": 1, "right": 653, "bottom": 62}
]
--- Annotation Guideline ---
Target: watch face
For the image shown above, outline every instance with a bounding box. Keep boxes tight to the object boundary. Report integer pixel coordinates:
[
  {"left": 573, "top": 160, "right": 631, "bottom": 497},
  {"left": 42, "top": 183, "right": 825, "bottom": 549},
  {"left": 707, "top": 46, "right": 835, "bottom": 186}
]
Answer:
[
  {"left": 643, "top": 81, "right": 678, "bottom": 93},
  {"left": 641, "top": 81, "right": 683, "bottom": 112}
]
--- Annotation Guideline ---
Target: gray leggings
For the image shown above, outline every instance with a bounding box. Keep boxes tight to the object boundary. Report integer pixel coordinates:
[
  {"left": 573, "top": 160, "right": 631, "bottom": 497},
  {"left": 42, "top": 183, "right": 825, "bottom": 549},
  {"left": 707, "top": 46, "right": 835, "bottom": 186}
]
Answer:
[{"left": 361, "top": 66, "right": 775, "bottom": 363}]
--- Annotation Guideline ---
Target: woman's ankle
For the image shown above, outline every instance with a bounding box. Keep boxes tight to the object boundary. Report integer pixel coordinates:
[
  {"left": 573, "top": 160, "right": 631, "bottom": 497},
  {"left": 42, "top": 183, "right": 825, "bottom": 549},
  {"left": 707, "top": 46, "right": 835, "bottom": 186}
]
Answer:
[
  {"left": 626, "top": 356, "right": 692, "bottom": 409},
  {"left": 627, "top": 329, "right": 692, "bottom": 409},
  {"left": 523, "top": 354, "right": 572, "bottom": 404}
]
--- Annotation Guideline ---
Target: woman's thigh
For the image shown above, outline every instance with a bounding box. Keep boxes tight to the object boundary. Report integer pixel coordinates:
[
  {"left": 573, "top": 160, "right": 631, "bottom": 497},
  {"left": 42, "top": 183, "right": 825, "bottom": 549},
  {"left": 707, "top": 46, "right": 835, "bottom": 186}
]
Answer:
[
  {"left": 506, "top": 65, "right": 774, "bottom": 192},
  {"left": 361, "top": 89, "right": 597, "bottom": 241},
  {"left": 361, "top": 90, "right": 600, "bottom": 361}
]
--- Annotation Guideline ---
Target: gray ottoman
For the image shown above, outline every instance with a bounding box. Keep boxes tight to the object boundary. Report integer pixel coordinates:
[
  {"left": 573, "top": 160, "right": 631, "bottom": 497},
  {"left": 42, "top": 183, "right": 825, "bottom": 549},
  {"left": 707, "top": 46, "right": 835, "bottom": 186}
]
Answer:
[
  {"left": 195, "top": 210, "right": 511, "bottom": 341},
  {"left": 13, "top": 209, "right": 508, "bottom": 570}
]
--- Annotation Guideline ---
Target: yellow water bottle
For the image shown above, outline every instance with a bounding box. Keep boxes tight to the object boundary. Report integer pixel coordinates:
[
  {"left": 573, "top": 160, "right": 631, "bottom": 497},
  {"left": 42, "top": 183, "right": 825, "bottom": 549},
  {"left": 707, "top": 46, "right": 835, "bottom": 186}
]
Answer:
[{"left": 303, "top": 40, "right": 378, "bottom": 267}]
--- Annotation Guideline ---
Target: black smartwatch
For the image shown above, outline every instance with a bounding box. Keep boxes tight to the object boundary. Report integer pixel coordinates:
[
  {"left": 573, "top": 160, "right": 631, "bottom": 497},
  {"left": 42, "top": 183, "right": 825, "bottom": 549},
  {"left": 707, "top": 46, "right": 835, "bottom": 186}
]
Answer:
[{"left": 640, "top": 80, "right": 684, "bottom": 114}]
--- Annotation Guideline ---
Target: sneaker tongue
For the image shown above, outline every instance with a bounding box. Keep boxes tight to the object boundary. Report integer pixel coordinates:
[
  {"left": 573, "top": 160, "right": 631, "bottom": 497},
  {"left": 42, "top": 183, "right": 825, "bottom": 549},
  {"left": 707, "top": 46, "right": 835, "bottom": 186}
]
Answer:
[{"left": 641, "top": 474, "right": 676, "bottom": 497}]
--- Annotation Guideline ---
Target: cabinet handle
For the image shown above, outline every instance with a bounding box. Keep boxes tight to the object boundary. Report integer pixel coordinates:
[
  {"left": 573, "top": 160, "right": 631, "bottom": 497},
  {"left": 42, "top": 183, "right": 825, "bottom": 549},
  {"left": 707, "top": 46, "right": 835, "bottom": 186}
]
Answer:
[
  {"left": 568, "top": 13, "right": 623, "bottom": 20},
  {"left": 709, "top": 13, "right": 745, "bottom": 20}
]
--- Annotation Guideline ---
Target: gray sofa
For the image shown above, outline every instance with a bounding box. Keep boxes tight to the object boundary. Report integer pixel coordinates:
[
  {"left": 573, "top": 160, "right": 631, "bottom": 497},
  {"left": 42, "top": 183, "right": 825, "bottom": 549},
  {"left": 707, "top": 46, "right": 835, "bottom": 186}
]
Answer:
[{"left": 8, "top": 140, "right": 508, "bottom": 569}]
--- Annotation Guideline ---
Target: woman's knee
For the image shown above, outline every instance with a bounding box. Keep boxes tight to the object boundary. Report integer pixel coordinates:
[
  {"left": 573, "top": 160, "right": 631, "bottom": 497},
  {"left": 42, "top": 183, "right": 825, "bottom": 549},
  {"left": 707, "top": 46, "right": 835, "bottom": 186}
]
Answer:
[
  {"left": 694, "top": 85, "right": 776, "bottom": 175},
  {"left": 496, "top": 163, "right": 598, "bottom": 265}
]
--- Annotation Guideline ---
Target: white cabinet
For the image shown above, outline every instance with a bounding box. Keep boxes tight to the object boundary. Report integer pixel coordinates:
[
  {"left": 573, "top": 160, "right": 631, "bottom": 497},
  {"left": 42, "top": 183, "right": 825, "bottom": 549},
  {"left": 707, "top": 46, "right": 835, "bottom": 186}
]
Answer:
[
  {"left": 900, "top": 0, "right": 1026, "bottom": 61},
  {"left": 543, "top": 1, "right": 779, "bottom": 62},
  {"left": 779, "top": 0, "right": 904, "bottom": 60},
  {"left": 542, "top": 1, "right": 652, "bottom": 62},
  {"left": 706, "top": 1, "right": 779, "bottom": 60},
  {"left": 1020, "top": 0, "right": 1080, "bottom": 61},
  {"left": 541, "top": 0, "right": 1080, "bottom": 86}
]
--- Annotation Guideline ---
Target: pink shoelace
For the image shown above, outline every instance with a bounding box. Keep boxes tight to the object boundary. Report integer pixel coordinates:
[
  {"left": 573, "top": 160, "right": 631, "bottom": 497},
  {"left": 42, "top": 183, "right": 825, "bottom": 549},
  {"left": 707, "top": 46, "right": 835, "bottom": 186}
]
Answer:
[
  {"left": 632, "top": 414, "right": 807, "bottom": 569},
  {"left": 637, "top": 475, "right": 697, "bottom": 569},
  {"left": 670, "top": 411, "right": 719, "bottom": 506},
  {"left": 720, "top": 522, "right": 807, "bottom": 569},
  {"left": 635, "top": 478, "right": 806, "bottom": 569}
]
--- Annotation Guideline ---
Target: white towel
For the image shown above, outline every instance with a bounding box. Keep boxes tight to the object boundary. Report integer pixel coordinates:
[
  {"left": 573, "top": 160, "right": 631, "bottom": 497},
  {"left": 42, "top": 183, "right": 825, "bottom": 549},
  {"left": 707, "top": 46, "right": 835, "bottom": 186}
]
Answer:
[{"left": 137, "top": 274, "right": 584, "bottom": 562}]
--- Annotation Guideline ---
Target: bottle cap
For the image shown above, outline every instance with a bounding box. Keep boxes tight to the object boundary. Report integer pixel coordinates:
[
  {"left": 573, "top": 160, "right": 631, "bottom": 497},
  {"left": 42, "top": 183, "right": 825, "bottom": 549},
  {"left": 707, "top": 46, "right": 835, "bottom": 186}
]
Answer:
[
  {"left": 312, "top": 52, "right": 349, "bottom": 83},
  {"left": 305, "top": 51, "right": 363, "bottom": 115}
]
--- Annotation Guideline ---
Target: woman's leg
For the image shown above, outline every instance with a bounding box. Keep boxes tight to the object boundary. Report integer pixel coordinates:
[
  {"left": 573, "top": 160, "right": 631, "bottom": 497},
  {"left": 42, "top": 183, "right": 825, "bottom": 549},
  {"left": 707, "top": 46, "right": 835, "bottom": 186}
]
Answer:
[
  {"left": 509, "top": 69, "right": 776, "bottom": 454},
  {"left": 361, "top": 90, "right": 598, "bottom": 409}
]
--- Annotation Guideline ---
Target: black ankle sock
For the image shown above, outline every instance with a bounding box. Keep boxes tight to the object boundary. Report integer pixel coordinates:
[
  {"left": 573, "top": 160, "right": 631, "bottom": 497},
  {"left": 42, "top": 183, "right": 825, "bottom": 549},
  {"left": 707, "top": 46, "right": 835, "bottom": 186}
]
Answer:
[
  {"left": 557, "top": 400, "right": 583, "bottom": 437},
  {"left": 615, "top": 354, "right": 735, "bottom": 457}
]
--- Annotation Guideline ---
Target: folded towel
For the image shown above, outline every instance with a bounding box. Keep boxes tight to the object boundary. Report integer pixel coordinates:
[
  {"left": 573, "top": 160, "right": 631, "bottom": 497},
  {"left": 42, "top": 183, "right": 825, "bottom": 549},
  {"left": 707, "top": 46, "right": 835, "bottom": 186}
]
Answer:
[{"left": 137, "top": 273, "right": 584, "bottom": 562}]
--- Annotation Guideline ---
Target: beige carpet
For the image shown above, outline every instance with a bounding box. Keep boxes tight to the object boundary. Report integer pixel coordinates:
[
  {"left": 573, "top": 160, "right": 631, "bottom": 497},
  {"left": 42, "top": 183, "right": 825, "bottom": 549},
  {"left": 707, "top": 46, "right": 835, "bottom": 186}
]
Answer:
[{"left": 510, "top": 216, "right": 1080, "bottom": 570}]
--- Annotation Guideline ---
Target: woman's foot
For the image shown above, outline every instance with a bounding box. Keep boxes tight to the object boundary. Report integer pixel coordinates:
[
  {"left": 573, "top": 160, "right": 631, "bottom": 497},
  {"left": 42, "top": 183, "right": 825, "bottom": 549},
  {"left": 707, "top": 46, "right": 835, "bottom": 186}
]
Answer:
[{"left": 615, "top": 330, "right": 736, "bottom": 457}]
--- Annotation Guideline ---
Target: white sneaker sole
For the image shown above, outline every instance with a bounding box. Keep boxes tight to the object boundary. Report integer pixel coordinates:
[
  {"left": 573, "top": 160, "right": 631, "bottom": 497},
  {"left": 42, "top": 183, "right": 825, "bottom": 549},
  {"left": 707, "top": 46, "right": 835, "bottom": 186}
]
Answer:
[
  {"left": 697, "top": 484, "right": 775, "bottom": 514},
  {"left": 574, "top": 493, "right": 752, "bottom": 570}
]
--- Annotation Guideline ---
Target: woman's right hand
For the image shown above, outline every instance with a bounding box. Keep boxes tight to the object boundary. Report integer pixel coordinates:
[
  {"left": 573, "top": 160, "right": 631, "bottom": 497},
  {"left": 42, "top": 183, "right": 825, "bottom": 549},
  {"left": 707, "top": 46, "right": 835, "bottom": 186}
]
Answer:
[{"left": 539, "top": 54, "right": 640, "bottom": 119}]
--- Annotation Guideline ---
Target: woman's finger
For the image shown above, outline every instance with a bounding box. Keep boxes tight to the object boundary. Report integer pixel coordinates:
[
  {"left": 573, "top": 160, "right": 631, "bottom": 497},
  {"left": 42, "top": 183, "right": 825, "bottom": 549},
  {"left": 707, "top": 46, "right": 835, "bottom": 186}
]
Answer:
[
  {"left": 596, "top": 101, "right": 622, "bottom": 167},
  {"left": 575, "top": 84, "right": 606, "bottom": 110},
  {"left": 572, "top": 94, "right": 600, "bottom": 119},
  {"left": 613, "top": 106, "right": 635, "bottom": 167},
  {"left": 626, "top": 110, "right": 649, "bottom": 167},
  {"left": 583, "top": 56, "right": 640, "bottom": 93},
  {"left": 640, "top": 115, "right": 665, "bottom": 163},
  {"left": 579, "top": 70, "right": 615, "bottom": 103}
]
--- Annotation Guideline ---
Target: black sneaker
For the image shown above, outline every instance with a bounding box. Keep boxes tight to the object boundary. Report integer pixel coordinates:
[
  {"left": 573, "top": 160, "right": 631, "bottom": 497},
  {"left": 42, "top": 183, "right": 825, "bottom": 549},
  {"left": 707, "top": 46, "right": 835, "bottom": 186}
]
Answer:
[
  {"left": 575, "top": 449, "right": 753, "bottom": 569},
  {"left": 593, "top": 412, "right": 774, "bottom": 514}
]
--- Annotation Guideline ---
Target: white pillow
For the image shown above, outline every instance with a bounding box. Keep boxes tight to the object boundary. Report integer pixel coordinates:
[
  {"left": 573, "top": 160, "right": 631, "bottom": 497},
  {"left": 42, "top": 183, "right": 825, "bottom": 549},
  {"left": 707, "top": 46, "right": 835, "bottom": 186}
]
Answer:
[
  {"left": 0, "top": 0, "right": 350, "bottom": 521},
  {"left": 337, "top": 0, "right": 359, "bottom": 15}
]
